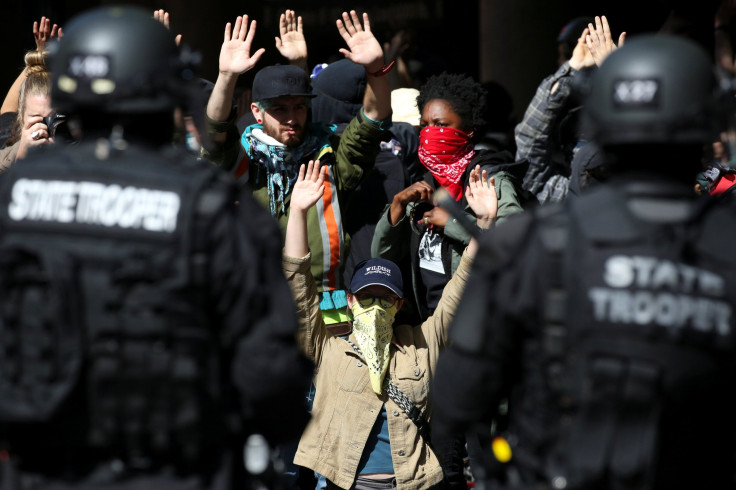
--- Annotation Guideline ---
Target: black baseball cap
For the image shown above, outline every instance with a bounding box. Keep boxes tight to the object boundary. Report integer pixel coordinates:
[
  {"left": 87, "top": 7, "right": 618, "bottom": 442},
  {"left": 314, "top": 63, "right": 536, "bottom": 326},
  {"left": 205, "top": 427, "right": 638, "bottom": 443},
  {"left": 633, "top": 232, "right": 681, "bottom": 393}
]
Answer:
[
  {"left": 557, "top": 17, "right": 593, "bottom": 44},
  {"left": 350, "top": 258, "right": 403, "bottom": 298},
  {"left": 252, "top": 65, "right": 317, "bottom": 102}
]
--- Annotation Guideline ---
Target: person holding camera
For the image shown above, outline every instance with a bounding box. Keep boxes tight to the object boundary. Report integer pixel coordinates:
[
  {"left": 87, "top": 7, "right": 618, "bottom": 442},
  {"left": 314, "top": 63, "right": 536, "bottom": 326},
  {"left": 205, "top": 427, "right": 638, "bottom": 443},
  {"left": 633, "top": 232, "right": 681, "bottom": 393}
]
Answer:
[
  {"left": 0, "top": 50, "right": 60, "bottom": 170},
  {"left": 0, "top": 17, "right": 66, "bottom": 170},
  {"left": 372, "top": 72, "right": 526, "bottom": 324}
]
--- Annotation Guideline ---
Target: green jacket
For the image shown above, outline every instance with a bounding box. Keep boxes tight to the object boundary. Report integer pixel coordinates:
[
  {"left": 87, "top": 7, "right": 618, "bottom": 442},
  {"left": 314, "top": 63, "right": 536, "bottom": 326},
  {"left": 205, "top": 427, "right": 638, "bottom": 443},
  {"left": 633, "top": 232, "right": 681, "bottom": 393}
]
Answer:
[
  {"left": 371, "top": 168, "right": 523, "bottom": 319},
  {"left": 204, "top": 113, "right": 385, "bottom": 293}
]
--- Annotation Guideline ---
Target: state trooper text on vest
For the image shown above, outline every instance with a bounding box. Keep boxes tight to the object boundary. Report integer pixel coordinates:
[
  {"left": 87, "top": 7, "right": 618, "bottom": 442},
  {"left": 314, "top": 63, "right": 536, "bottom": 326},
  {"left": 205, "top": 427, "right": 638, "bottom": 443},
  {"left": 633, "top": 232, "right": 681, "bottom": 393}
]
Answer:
[
  {"left": 588, "top": 254, "right": 732, "bottom": 335},
  {"left": 8, "top": 178, "right": 181, "bottom": 232}
]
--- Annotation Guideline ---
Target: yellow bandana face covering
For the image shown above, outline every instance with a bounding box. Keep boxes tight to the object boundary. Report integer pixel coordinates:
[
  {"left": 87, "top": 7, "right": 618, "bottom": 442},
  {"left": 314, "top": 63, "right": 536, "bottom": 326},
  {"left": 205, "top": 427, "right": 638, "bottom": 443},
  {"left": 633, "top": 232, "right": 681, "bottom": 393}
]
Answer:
[{"left": 351, "top": 302, "right": 397, "bottom": 395}]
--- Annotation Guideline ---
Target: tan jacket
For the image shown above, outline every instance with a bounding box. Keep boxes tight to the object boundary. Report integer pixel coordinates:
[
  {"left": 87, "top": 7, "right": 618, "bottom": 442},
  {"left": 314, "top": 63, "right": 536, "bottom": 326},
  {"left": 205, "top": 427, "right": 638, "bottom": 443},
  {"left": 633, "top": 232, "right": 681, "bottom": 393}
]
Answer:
[{"left": 282, "top": 251, "right": 473, "bottom": 490}]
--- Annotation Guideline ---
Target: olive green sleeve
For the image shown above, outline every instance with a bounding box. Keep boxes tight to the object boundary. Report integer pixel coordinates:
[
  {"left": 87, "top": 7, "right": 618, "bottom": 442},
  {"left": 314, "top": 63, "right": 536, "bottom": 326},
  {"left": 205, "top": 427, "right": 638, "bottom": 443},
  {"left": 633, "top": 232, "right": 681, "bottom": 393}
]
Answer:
[{"left": 200, "top": 111, "right": 242, "bottom": 172}]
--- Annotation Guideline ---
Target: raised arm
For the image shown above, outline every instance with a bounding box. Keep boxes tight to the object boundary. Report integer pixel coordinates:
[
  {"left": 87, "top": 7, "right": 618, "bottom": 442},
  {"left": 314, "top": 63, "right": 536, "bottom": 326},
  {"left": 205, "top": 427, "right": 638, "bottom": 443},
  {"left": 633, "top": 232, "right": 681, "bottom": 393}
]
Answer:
[
  {"left": 336, "top": 11, "right": 392, "bottom": 121},
  {"left": 284, "top": 160, "right": 327, "bottom": 259},
  {"left": 1, "top": 16, "right": 61, "bottom": 115},
  {"left": 206, "top": 15, "right": 265, "bottom": 142},
  {"left": 515, "top": 26, "right": 594, "bottom": 199},
  {"left": 274, "top": 10, "right": 308, "bottom": 72},
  {"left": 1, "top": 70, "right": 29, "bottom": 117},
  {"left": 153, "top": 9, "right": 182, "bottom": 46}
]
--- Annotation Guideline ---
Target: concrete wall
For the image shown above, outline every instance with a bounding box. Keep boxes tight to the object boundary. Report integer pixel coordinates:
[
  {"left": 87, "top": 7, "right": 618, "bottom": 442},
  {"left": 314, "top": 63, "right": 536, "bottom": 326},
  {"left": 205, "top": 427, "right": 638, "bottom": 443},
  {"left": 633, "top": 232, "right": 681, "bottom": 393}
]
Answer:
[{"left": 479, "top": 0, "right": 573, "bottom": 122}]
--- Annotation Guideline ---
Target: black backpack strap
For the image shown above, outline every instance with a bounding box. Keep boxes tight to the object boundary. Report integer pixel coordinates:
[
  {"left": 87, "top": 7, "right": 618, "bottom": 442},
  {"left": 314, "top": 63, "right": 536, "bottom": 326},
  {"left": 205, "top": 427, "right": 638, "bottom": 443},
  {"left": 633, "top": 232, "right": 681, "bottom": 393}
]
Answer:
[{"left": 536, "top": 204, "right": 570, "bottom": 397}]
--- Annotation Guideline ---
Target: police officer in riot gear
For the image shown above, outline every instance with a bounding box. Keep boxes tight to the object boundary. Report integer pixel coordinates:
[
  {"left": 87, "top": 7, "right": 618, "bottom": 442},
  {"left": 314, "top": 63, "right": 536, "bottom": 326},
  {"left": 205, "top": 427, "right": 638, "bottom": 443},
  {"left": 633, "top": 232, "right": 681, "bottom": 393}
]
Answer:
[
  {"left": 432, "top": 35, "right": 736, "bottom": 489},
  {"left": 0, "top": 6, "right": 311, "bottom": 489}
]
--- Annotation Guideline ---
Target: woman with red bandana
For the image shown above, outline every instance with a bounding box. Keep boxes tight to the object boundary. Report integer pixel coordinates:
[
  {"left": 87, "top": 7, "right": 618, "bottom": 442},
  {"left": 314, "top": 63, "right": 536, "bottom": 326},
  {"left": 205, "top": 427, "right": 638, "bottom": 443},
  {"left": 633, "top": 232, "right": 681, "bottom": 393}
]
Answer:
[
  {"left": 371, "top": 73, "right": 526, "bottom": 488},
  {"left": 372, "top": 72, "right": 526, "bottom": 323}
]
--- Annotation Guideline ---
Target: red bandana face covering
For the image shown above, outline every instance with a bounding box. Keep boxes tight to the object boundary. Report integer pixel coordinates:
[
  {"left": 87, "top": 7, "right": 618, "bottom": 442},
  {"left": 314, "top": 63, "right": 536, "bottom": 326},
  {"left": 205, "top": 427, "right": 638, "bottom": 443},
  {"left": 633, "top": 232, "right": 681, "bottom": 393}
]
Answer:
[{"left": 417, "top": 126, "right": 475, "bottom": 200}]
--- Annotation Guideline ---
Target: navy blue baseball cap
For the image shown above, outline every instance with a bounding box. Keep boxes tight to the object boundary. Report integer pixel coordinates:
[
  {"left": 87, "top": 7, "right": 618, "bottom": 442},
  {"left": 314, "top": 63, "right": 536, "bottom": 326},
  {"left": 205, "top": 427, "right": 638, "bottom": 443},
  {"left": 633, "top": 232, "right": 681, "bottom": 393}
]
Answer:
[
  {"left": 350, "top": 258, "right": 403, "bottom": 298},
  {"left": 252, "top": 64, "right": 316, "bottom": 102}
]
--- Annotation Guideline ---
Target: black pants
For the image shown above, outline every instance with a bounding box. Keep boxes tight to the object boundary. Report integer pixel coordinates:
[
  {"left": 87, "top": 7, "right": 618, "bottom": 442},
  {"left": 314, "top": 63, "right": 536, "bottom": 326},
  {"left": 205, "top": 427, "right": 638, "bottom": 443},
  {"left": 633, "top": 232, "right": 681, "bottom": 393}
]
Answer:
[{"left": 431, "top": 423, "right": 495, "bottom": 488}]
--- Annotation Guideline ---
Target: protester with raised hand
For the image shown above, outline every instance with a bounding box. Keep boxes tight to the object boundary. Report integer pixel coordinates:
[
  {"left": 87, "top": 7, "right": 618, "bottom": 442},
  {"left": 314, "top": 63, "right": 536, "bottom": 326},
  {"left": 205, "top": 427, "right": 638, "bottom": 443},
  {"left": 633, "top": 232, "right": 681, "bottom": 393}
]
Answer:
[
  {"left": 0, "top": 16, "right": 66, "bottom": 167},
  {"left": 372, "top": 72, "right": 522, "bottom": 328},
  {"left": 282, "top": 153, "right": 491, "bottom": 489},
  {"left": 0, "top": 16, "right": 62, "bottom": 148},
  {"left": 205, "top": 10, "right": 392, "bottom": 334},
  {"left": 517, "top": 15, "right": 626, "bottom": 202}
]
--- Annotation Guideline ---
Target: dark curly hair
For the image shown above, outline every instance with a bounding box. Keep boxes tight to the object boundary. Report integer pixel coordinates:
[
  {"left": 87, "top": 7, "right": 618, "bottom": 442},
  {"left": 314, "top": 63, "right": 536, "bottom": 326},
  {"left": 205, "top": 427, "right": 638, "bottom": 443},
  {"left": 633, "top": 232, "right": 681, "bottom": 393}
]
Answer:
[{"left": 416, "top": 72, "right": 487, "bottom": 130}]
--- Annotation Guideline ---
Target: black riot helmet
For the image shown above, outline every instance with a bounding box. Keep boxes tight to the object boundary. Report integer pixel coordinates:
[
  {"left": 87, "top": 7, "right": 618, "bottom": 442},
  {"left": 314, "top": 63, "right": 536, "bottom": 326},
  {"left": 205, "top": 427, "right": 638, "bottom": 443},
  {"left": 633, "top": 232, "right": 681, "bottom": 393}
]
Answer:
[
  {"left": 48, "top": 6, "right": 196, "bottom": 116},
  {"left": 583, "top": 34, "right": 720, "bottom": 148}
]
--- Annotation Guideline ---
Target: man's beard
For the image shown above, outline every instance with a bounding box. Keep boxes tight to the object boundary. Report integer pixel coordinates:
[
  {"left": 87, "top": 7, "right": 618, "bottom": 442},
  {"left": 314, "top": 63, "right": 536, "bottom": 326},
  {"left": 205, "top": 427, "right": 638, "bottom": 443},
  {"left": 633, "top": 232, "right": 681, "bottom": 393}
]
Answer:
[
  {"left": 262, "top": 119, "right": 305, "bottom": 147},
  {"left": 281, "top": 126, "right": 305, "bottom": 147},
  {"left": 351, "top": 303, "right": 396, "bottom": 395}
]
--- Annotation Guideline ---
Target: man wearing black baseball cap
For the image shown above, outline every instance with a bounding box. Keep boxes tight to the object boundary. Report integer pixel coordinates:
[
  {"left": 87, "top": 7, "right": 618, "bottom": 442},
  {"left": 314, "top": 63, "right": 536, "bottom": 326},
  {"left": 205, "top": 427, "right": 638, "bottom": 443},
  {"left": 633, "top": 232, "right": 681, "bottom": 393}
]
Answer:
[
  {"left": 204, "top": 10, "right": 393, "bottom": 333},
  {"left": 248, "top": 64, "right": 316, "bottom": 147}
]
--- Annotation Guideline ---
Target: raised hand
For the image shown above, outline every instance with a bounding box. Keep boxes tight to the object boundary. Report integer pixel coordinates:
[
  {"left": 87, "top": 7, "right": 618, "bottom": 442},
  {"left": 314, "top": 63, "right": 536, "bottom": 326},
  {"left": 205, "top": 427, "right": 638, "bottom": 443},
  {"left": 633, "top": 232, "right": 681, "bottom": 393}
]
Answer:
[
  {"left": 336, "top": 10, "right": 384, "bottom": 72},
  {"left": 568, "top": 28, "right": 595, "bottom": 71},
  {"left": 291, "top": 160, "right": 326, "bottom": 213},
  {"left": 153, "top": 9, "right": 182, "bottom": 46},
  {"left": 275, "top": 10, "right": 307, "bottom": 67},
  {"left": 33, "top": 16, "right": 63, "bottom": 52},
  {"left": 219, "top": 15, "right": 266, "bottom": 76},
  {"left": 465, "top": 165, "right": 497, "bottom": 229},
  {"left": 586, "top": 15, "right": 626, "bottom": 66}
]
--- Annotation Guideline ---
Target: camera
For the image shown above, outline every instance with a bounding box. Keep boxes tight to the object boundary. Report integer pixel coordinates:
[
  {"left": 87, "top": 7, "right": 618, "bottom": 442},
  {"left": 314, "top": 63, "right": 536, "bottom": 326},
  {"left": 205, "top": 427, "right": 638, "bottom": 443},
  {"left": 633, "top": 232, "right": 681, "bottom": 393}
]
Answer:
[
  {"left": 409, "top": 200, "right": 436, "bottom": 234},
  {"left": 42, "top": 113, "right": 67, "bottom": 138}
]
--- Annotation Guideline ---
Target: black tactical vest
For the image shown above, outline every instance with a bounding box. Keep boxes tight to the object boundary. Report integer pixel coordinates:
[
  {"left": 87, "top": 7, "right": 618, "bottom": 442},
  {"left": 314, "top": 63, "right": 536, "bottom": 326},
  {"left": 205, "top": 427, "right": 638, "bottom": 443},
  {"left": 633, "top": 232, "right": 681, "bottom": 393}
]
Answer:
[
  {"left": 0, "top": 142, "right": 237, "bottom": 472},
  {"left": 506, "top": 185, "right": 736, "bottom": 489}
]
